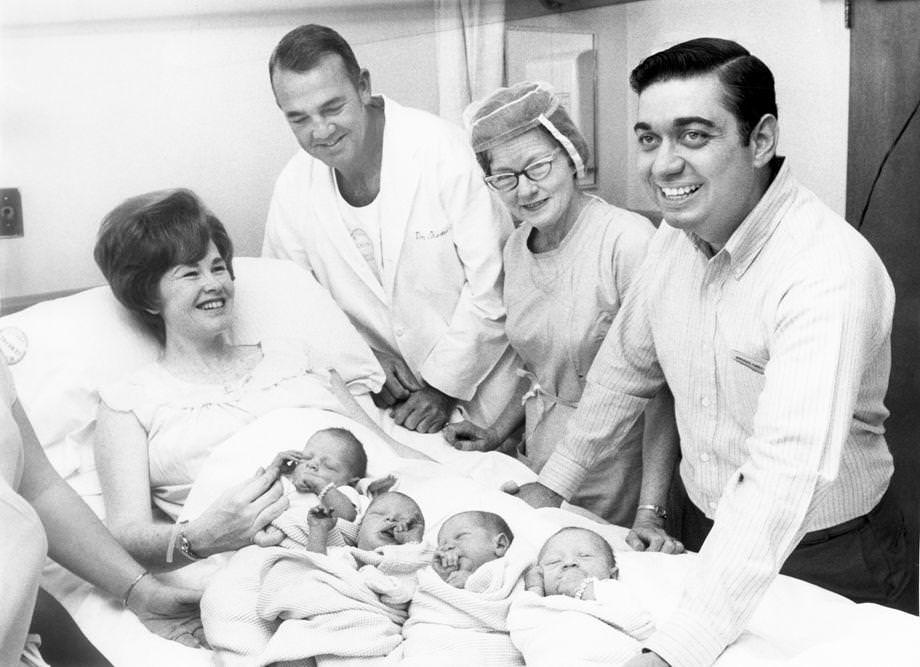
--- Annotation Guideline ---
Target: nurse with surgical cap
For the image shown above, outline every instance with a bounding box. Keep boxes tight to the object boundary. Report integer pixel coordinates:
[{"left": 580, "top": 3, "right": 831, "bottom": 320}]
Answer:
[{"left": 445, "top": 81, "right": 678, "bottom": 526}]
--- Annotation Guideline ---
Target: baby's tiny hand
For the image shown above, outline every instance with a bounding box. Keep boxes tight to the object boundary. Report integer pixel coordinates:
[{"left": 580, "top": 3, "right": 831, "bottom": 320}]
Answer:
[
  {"left": 446, "top": 570, "right": 471, "bottom": 588},
  {"left": 523, "top": 565, "right": 545, "bottom": 595},
  {"left": 432, "top": 547, "right": 459, "bottom": 581},
  {"left": 392, "top": 518, "right": 424, "bottom": 544},
  {"left": 292, "top": 467, "right": 331, "bottom": 494},
  {"left": 307, "top": 505, "right": 336, "bottom": 532},
  {"left": 272, "top": 450, "right": 304, "bottom": 476},
  {"left": 366, "top": 474, "right": 398, "bottom": 497}
]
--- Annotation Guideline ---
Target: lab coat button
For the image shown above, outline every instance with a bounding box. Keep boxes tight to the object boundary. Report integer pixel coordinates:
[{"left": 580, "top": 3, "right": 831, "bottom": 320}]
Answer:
[
  {"left": 708, "top": 501, "right": 718, "bottom": 510},
  {"left": 700, "top": 452, "right": 710, "bottom": 463}
]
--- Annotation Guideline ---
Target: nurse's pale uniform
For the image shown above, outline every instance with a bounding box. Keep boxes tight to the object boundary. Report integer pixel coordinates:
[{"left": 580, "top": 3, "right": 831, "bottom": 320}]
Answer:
[
  {"left": 0, "top": 358, "right": 49, "bottom": 666},
  {"left": 503, "top": 196, "right": 654, "bottom": 524}
]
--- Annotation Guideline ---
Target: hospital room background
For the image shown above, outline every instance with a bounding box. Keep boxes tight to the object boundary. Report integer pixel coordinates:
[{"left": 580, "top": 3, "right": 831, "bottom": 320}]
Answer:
[{"left": 1, "top": 0, "right": 917, "bottom": 615}]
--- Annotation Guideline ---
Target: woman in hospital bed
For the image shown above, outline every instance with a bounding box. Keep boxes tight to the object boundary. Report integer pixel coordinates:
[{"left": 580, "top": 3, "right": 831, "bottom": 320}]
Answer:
[{"left": 90, "top": 188, "right": 426, "bottom": 644}]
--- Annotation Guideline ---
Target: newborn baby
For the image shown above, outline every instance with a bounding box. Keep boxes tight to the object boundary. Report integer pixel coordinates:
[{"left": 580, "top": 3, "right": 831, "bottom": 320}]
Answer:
[
  {"left": 264, "top": 427, "right": 396, "bottom": 548},
  {"left": 307, "top": 491, "right": 426, "bottom": 554},
  {"left": 529, "top": 526, "right": 620, "bottom": 600},
  {"left": 433, "top": 510, "right": 514, "bottom": 588},
  {"left": 307, "top": 491, "right": 431, "bottom": 609},
  {"left": 507, "top": 526, "right": 653, "bottom": 665}
]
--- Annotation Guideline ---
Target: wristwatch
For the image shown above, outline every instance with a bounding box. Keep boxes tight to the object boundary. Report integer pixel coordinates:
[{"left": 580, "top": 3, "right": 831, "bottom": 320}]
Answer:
[
  {"left": 637, "top": 504, "right": 668, "bottom": 520},
  {"left": 177, "top": 522, "right": 204, "bottom": 561}
]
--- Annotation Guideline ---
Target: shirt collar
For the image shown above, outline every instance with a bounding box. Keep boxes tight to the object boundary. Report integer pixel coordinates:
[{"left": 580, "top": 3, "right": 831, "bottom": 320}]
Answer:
[
  {"left": 684, "top": 157, "right": 795, "bottom": 277},
  {"left": 721, "top": 157, "right": 795, "bottom": 278}
]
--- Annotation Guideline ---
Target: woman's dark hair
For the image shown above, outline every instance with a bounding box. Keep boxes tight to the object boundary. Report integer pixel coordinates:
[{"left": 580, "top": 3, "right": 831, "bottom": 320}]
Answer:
[
  {"left": 629, "top": 37, "right": 777, "bottom": 145},
  {"left": 269, "top": 24, "right": 362, "bottom": 88},
  {"left": 93, "top": 188, "right": 234, "bottom": 344}
]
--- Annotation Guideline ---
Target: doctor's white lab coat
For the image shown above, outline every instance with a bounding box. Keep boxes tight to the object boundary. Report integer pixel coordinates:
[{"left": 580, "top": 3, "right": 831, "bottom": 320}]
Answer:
[{"left": 263, "top": 96, "right": 516, "bottom": 419}]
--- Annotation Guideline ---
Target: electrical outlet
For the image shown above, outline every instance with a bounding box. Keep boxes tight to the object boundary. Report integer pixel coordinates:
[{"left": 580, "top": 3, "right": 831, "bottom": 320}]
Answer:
[{"left": 0, "top": 188, "right": 23, "bottom": 238}]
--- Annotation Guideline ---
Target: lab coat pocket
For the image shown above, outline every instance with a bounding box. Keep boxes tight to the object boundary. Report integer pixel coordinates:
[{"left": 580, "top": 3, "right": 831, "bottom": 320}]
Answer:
[{"left": 725, "top": 349, "right": 767, "bottom": 432}]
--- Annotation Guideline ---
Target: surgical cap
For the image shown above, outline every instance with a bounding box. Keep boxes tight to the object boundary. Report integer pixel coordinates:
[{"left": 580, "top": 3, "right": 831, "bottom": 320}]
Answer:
[{"left": 464, "top": 81, "right": 589, "bottom": 178}]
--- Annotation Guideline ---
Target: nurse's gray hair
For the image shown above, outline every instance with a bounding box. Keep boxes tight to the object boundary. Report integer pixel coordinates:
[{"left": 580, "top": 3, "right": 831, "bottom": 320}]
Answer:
[
  {"left": 269, "top": 24, "right": 362, "bottom": 88},
  {"left": 463, "top": 81, "right": 589, "bottom": 178},
  {"left": 93, "top": 188, "right": 233, "bottom": 345}
]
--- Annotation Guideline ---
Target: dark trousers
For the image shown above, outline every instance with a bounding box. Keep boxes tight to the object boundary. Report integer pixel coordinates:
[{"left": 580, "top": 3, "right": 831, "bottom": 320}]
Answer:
[{"left": 676, "top": 481, "right": 913, "bottom": 610}]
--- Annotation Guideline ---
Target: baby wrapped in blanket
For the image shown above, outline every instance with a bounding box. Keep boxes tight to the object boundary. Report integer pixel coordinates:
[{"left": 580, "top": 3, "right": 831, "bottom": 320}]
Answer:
[
  {"left": 265, "top": 426, "right": 398, "bottom": 549},
  {"left": 507, "top": 527, "right": 654, "bottom": 666},
  {"left": 202, "top": 470, "right": 429, "bottom": 667},
  {"left": 399, "top": 511, "right": 527, "bottom": 667}
]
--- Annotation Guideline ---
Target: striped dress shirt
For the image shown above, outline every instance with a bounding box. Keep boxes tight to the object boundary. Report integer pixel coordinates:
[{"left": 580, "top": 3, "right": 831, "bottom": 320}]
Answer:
[{"left": 539, "top": 159, "right": 895, "bottom": 667}]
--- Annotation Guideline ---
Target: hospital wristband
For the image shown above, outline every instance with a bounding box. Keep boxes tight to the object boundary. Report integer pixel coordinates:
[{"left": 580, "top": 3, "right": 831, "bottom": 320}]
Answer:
[
  {"left": 122, "top": 570, "right": 150, "bottom": 609},
  {"left": 317, "top": 482, "right": 336, "bottom": 504},
  {"left": 573, "top": 577, "right": 597, "bottom": 600}
]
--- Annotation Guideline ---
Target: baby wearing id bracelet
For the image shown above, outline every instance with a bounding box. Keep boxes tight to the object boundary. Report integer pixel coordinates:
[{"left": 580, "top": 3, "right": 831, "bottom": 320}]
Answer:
[
  {"left": 262, "top": 427, "right": 397, "bottom": 549},
  {"left": 507, "top": 527, "right": 654, "bottom": 665}
]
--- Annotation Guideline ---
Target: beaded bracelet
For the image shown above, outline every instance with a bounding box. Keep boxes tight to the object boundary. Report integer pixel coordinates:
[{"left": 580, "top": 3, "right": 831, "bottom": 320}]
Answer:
[
  {"left": 317, "top": 481, "right": 336, "bottom": 504},
  {"left": 123, "top": 570, "right": 150, "bottom": 609}
]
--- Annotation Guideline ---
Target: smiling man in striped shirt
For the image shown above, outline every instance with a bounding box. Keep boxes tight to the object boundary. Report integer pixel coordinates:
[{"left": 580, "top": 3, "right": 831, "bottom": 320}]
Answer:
[{"left": 511, "top": 37, "right": 911, "bottom": 667}]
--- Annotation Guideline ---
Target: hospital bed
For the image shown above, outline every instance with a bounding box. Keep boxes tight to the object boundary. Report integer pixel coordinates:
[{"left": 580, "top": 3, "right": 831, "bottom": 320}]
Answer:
[{"left": 1, "top": 257, "right": 917, "bottom": 666}]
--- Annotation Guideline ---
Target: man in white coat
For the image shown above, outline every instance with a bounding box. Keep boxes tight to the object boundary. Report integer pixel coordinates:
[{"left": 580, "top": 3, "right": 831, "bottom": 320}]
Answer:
[{"left": 263, "top": 24, "right": 516, "bottom": 433}]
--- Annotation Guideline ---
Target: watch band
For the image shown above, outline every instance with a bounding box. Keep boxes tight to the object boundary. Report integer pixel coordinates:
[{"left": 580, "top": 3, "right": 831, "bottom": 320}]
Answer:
[
  {"left": 637, "top": 504, "right": 668, "bottom": 520},
  {"left": 177, "top": 521, "right": 203, "bottom": 561}
]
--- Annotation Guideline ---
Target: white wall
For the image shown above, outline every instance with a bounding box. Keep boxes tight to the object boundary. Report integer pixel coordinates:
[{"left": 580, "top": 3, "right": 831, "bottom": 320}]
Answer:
[
  {"left": 623, "top": 0, "right": 850, "bottom": 213},
  {"left": 507, "top": 4, "right": 632, "bottom": 208},
  {"left": 0, "top": 1, "right": 439, "bottom": 300},
  {"left": 0, "top": 0, "right": 850, "bottom": 301}
]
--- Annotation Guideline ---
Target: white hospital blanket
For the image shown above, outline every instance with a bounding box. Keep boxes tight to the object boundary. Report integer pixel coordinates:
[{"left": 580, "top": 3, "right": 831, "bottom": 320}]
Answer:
[
  {"left": 203, "top": 544, "right": 426, "bottom": 666},
  {"left": 399, "top": 551, "right": 530, "bottom": 667},
  {"left": 507, "top": 579, "right": 654, "bottom": 667},
  {"left": 57, "top": 404, "right": 920, "bottom": 666}
]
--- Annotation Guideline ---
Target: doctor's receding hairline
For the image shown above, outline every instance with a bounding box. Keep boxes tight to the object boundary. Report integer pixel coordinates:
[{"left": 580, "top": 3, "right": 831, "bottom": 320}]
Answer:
[{"left": 269, "top": 24, "right": 363, "bottom": 89}]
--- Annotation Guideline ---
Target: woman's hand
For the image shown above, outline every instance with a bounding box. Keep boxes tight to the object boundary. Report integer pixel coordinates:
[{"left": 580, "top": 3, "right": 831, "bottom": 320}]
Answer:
[
  {"left": 127, "top": 574, "right": 201, "bottom": 618},
  {"left": 127, "top": 575, "right": 206, "bottom": 648},
  {"left": 443, "top": 420, "right": 502, "bottom": 452},
  {"left": 188, "top": 466, "right": 289, "bottom": 556}
]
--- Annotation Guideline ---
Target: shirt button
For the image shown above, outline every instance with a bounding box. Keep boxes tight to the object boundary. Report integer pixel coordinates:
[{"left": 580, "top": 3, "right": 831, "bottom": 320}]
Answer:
[
  {"left": 395, "top": 328, "right": 405, "bottom": 337},
  {"left": 700, "top": 452, "right": 710, "bottom": 463},
  {"left": 708, "top": 501, "right": 718, "bottom": 511}
]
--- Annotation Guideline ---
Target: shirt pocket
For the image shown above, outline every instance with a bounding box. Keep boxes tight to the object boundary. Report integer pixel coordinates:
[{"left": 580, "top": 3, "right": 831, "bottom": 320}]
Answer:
[{"left": 724, "top": 349, "right": 768, "bottom": 432}]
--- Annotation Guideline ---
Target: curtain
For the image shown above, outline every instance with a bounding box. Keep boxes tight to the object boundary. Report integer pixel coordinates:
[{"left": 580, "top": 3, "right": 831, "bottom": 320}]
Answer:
[{"left": 434, "top": 0, "right": 505, "bottom": 126}]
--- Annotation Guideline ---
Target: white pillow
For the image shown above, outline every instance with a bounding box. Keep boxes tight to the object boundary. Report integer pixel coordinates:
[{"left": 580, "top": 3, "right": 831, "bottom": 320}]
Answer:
[{"left": 0, "top": 256, "right": 383, "bottom": 483}]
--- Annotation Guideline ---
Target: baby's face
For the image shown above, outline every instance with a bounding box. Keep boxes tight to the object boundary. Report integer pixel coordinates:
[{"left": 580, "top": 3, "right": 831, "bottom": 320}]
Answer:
[
  {"left": 437, "top": 514, "right": 505, "bottom": 577},
  {"left": 538, "top": 530, "right": 617, "bottom": 596},
  {"left": 291, "top": 431, "right": 356, "bottom": 490},
  {"left": 356, "top": 494, "right": 424, "bottom": 551}
]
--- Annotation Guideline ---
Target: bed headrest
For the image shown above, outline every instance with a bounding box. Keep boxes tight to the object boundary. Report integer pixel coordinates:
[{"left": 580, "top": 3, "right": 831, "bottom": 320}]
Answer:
[{"left": 0, "top": 256, "right": 384, "bottom": 481}]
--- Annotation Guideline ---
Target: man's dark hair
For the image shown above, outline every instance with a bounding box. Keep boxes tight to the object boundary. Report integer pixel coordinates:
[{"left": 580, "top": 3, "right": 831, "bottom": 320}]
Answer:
[
  {"left": 269, "top": 24, "right": 361, "bottom": 87},
  {"left": 629, "top": 37, "right": 777, "bottom": 144}
]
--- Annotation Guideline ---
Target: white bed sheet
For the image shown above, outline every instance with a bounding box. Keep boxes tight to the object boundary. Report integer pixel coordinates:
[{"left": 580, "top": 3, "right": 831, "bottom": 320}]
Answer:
[
  {"left": 44, "top": 403, "right": 920, "bottom": 665},
  {"left": 186, "top": 406, "right": 920, "bottom": 666}
]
